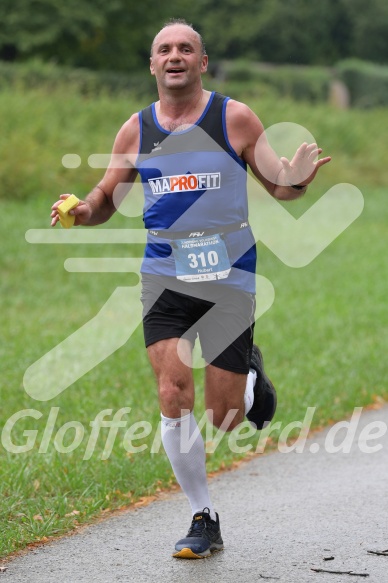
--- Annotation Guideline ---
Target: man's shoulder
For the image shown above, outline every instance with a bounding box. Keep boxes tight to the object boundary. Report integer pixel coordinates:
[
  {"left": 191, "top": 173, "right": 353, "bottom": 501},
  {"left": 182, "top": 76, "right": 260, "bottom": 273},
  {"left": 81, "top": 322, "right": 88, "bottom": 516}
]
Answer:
[
  {"left": 225, "top": 99, "right": 264, "bottom": 132},
  {"left": 113, "top": 112, "right": 141, "bottom": 152},
  {"left": 117, "top": 112, "right": 141, "bottom": 137},
  {"left": 225, "top": 98, "right": 255, "bottom": 120}
]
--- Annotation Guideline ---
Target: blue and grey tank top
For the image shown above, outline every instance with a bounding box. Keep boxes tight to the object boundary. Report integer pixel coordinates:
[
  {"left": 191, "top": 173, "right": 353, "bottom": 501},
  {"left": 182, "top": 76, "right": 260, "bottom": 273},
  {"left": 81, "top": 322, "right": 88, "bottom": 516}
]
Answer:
[{"left": 136, "top": 91, "right": 256, "bottom": 293}]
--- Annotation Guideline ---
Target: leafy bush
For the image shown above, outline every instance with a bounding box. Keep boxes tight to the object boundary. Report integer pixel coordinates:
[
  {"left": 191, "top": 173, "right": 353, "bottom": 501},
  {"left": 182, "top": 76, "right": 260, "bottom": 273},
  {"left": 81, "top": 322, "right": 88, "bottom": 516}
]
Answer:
[
  {"left": 222, "top": 60, "right": 331, "bottom": 103},
  {"left": 335, "top": 59, "right": 388, "bottom": 108},
  {"left": 0, "top": 59, "right": 157, "bottom": 99}
]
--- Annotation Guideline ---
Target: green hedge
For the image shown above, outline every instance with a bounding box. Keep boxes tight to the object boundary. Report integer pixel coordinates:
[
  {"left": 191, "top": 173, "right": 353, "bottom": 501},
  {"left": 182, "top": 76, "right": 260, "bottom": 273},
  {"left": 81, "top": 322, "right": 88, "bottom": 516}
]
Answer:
[
  {"left": 0, "top": 59, "right": 330, "bottom": 104},
  {"left": 2, "top": 58, "right": 388, "bottom": 109},
  {"left": 335, "top": 59, "right": 388, "bottom": 108},
  {"left": 221, "top": 60, "right": 331, "bottom": 103},
  {"left": 0, "top": 60, "right": 157, "bottom": 99}
]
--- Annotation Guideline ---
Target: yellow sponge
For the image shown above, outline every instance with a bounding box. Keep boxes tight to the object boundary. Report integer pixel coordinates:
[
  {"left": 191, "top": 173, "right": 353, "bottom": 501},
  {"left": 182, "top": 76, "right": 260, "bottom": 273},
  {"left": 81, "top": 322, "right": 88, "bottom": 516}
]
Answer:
[{"left": 58, "top": 195, "right": 79, "bottom": 228}]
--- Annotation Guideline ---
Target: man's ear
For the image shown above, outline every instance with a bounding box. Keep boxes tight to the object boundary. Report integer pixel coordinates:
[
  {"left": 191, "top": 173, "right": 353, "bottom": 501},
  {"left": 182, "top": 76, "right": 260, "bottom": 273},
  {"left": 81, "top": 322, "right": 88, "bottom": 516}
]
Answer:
[
  {"left": 150, "top": 57, "right": 155, "bottom": 76},
  {"left": 200, "top": 55, "right": 208, "bottom": 74}
]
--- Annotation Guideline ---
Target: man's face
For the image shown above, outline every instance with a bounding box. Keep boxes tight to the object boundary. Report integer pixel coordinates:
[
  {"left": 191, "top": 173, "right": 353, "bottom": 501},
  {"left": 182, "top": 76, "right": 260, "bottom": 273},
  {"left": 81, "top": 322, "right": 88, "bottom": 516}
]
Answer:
[{"left": 150, "top": 25, "right": 208, "bottom": 91}]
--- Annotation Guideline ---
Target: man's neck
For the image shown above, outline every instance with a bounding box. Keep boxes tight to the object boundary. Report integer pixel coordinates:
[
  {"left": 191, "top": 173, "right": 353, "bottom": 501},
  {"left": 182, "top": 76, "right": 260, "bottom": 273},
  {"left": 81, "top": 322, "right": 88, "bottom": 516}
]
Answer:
[{"left": 156, "top": 86, "right": 209, "bottom": 125}]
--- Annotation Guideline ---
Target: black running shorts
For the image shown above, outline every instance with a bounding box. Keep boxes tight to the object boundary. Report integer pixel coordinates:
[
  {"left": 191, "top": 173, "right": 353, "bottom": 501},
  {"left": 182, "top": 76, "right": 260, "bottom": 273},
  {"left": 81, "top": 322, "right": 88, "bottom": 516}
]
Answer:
[{"left": 141, "top": 274, "right": 255, "bottom": 374}]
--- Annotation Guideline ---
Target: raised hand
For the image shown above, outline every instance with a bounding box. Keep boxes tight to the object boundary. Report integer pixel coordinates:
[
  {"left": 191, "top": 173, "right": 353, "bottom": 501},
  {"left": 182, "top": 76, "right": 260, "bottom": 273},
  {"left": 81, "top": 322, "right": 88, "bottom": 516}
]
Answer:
[{"left": 280, "top": 142, "right": 331, "bottom": 186}]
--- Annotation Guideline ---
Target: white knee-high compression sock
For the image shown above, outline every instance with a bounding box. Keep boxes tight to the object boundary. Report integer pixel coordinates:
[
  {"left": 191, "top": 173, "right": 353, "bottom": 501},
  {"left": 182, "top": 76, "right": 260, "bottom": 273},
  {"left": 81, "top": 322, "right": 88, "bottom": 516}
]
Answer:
[
  {"left": 244, "top": 369, "right": 257, "bottom": 415},
  {"left": 161, "top": 411, "right": 216, "bottom": 520}
]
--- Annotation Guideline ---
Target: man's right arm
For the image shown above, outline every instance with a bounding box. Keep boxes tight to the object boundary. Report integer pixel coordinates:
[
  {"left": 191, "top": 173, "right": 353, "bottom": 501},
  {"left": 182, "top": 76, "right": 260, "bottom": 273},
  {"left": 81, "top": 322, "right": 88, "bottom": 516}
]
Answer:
[{"left": 51, "top": 114, "right": 140, "bottom": 227}]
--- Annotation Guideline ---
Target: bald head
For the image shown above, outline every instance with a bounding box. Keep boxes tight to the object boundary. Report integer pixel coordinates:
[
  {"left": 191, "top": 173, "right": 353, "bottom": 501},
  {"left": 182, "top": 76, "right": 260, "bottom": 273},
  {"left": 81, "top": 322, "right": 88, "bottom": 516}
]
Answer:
[{"left": 151, "top": 19, "right": 206, "bottom": 57}]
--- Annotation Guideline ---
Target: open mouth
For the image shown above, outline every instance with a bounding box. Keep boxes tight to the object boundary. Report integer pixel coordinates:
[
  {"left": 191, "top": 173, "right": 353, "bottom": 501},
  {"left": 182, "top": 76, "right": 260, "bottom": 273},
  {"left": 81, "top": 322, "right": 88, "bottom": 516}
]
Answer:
[{"left": 166, "top": 68, "right": 185, "bottom": 75}]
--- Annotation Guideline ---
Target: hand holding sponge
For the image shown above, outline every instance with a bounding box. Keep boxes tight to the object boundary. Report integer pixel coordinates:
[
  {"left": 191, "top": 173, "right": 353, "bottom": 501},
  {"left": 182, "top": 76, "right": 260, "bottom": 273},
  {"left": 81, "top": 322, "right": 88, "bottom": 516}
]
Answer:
[{"left": 57, "top": 195, "right": 80, "bottom": 228}]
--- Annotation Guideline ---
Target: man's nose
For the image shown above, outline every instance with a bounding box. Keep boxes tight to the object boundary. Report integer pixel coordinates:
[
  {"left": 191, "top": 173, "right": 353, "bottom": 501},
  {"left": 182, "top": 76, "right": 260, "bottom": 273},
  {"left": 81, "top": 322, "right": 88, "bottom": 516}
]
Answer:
[{"left": 169, "top": 47, "right": 181, "bottom": 61}]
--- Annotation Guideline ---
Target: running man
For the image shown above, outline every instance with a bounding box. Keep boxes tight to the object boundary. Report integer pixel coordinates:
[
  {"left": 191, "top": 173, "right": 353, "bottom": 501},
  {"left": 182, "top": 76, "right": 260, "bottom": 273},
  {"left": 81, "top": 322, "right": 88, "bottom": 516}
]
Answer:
[{"left": 51, "top": 19, "right": 331, "bottom": 559}]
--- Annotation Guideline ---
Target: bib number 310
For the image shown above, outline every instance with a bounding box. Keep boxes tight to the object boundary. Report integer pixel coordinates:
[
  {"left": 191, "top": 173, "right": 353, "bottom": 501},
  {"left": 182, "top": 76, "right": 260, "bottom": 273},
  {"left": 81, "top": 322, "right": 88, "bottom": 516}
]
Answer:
[
  {"left": 188, "top": 250, "right": 219, "bottom": 269},
  {"left": 172, "top": 233, "right": 231, "bottom": 282}
]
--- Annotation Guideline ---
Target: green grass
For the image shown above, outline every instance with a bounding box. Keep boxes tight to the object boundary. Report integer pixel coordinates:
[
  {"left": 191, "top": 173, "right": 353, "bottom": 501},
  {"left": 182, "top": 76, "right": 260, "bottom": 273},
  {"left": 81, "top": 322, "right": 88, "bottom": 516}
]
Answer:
[
  {"left": 1, "top": 85, "right": 388, "bottom": 202},
  {"left": 1, "top": 86, "right": 388, "bottom": 558},
  {"left": 1, "top": 189, "right": 387, "bottom": 558}
]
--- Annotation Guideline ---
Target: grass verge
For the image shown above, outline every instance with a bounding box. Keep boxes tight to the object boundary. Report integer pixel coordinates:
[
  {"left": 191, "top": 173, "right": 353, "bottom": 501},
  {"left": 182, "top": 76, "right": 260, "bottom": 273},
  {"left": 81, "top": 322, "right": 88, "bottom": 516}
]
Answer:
[{"left": 0, "top": 87, "right": 387, "bottom": 557}]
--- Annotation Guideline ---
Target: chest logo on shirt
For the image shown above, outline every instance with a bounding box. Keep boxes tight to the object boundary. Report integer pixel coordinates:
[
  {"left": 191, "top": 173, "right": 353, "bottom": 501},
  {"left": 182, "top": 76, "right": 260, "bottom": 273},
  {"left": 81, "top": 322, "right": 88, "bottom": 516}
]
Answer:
[{"left": 148, "top": 172, "right": 221, "bottom": 196}]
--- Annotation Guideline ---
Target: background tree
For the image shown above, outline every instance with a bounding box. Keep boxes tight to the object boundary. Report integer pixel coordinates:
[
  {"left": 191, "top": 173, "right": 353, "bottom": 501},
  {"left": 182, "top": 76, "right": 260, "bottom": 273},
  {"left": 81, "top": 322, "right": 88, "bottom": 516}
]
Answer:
[
  {"left": 343, "top": 0, "right": 388, "bottom": 63},
  {"left": 0, "top": 0, "right": 109, "bottom": 62},
  {"left": 1, "top": 0, "right": 387, "bottom": 69}
]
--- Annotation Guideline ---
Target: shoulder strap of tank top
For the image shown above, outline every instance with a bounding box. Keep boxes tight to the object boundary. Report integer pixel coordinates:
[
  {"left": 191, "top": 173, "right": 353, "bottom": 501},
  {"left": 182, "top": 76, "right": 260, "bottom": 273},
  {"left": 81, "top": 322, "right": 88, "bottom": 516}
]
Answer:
[
  {"left": 198, "top": 92, "right": 231, "bottom": 154},
  {"left": 139, "top": 104, "right": 167, "bottom": 156}
]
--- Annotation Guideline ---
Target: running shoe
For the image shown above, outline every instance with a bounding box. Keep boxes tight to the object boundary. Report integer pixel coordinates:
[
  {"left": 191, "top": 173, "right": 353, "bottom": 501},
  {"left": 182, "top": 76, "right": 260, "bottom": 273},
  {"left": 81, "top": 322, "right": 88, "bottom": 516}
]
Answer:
[
  {"left": 246, "top": 344, "right": 277, "bottom": 430},
  {"left": 173, "top": 508, "right": 224, "bottom": 559}
]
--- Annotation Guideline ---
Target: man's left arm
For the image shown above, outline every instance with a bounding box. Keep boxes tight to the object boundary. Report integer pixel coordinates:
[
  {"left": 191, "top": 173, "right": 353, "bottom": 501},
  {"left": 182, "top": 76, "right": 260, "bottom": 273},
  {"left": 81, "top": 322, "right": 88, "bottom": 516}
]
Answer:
[{"left": 225, "top": 100, "right": 331, "bottom": 200}]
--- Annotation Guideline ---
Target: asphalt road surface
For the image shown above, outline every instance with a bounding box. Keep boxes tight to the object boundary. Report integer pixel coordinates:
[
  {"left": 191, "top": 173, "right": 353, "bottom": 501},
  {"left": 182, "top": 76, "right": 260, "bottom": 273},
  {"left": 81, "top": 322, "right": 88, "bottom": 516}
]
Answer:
[{"left": 2, "top": 406, "right": 388, "bottom": 583}]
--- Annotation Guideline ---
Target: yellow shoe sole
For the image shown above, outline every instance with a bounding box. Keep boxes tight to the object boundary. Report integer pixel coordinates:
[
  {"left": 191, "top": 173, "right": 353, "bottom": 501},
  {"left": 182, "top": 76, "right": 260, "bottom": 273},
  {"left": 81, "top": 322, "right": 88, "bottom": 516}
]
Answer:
[{"left": 172, "top": 546, "right": 224, "bottom": 559}]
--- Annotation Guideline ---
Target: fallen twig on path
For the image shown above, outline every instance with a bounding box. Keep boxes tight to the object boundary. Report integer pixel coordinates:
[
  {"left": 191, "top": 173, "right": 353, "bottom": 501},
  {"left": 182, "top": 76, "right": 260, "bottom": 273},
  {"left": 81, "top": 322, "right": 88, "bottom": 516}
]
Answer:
[
  {"left": 367, "top": 549, "right": 388, "bottom": 556},
  {"left": 311, "top": 568, "right": 369, "bottom": 577}
]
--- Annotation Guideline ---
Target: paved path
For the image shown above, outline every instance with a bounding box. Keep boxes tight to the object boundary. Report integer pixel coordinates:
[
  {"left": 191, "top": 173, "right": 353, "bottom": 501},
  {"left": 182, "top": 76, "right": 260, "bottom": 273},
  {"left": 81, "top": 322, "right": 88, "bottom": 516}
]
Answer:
[{"left": 2, "top": 406, "right": 388, "bottom": 583}]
